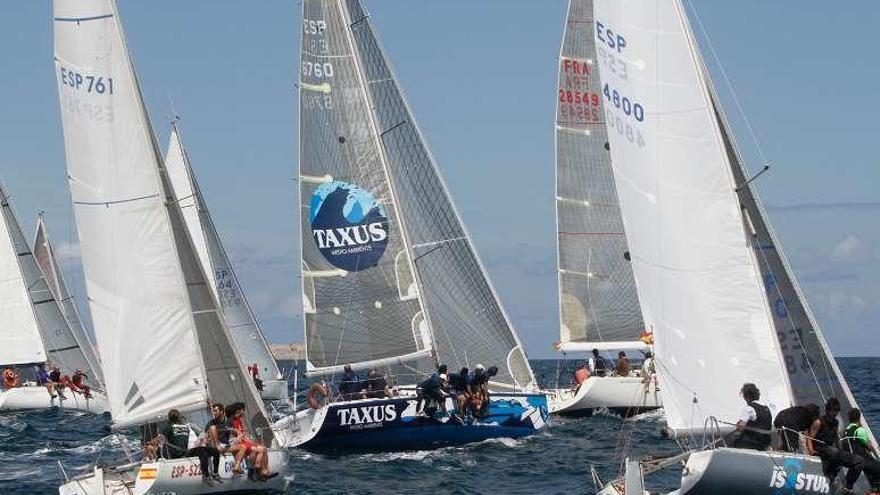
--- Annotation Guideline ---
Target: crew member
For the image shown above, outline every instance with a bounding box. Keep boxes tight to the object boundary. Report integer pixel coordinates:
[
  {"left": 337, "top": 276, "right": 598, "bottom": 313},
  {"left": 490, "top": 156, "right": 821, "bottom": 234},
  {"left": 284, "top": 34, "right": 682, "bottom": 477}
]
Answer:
[
  {"left": 733, "top": 383, "right": 772, "bottom": 450},
  {"left": 808, "top": 398, "right": 864, "bottom": 492},
  {"left": 773, "top": 403, "right": 820, "bottom": 452}
]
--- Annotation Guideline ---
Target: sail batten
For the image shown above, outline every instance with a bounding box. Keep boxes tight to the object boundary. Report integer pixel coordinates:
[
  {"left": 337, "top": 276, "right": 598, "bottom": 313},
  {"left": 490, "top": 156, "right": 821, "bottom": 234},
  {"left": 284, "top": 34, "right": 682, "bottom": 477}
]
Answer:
[{"left": 555, "top": 0, "right": 645, "bottom": 349}]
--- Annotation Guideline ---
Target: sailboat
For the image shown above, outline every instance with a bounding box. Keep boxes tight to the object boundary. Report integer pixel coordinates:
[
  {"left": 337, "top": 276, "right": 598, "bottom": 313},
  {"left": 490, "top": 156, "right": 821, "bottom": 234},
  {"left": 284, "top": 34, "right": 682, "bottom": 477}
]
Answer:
[
  {"left": 0, "top": 183, "right": 108, "bottom": 414},
  {"left": 34, "top": 213, "right": 105, "bottom": 389},
  {"left": 164, "top": 121, "right": 288, "bottom": 402},
  {"left": 569, "top": 0, "right": 878, "bottom": 493},
  {"left": 270, "top": 0, "right": 548, "bottom": 451},
  {"left": 53, "top": 0, "right": 289, "bottom": 492},
  {"left": 548, "top": 0, "right": 661, "bottom": 418}
]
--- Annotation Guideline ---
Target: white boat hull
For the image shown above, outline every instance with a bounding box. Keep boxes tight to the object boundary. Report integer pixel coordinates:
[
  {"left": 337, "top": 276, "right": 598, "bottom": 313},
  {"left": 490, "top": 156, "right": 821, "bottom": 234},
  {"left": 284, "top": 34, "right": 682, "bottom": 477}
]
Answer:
[
  {"left": 58, "top": 451, "right": 290, "bottom": 495},
  {"left": 0, "top": 386, "right": 109, "bottom": 414},
  {"left": 548, "top": 376, "right": 661, "bottom": 416}
]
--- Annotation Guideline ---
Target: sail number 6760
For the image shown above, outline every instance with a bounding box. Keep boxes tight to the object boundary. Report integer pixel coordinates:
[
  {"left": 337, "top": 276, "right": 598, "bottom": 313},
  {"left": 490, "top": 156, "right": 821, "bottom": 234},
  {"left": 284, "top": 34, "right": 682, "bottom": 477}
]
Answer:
[{"left": 603, "top": 83, "right": 644, "bottom": 122}]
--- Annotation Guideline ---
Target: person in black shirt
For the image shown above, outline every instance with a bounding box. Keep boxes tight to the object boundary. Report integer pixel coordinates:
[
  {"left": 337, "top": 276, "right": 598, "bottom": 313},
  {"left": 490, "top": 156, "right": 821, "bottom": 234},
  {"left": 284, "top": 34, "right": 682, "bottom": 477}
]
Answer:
[
  {"left": 364, "top": 368, "right": 390, "bottom": 399},
  {"left": 808, "top": 398, "right": 865, "bottom": 492},
  {"left": 203, "top": 403, "right": 230, "bottom": 482},
  {"left": 448, "top": 367, "right": 470, "bottom": 416},
  {"left": 774, "top": 403, "right": 820, "bottom": 452}
]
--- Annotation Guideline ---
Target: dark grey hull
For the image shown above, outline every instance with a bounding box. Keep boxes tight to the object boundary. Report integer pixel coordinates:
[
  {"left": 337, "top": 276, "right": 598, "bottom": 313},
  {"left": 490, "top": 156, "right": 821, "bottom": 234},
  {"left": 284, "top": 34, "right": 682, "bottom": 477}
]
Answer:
[{"left": 680, "top": 448, "right": 832, "bottom": 495}]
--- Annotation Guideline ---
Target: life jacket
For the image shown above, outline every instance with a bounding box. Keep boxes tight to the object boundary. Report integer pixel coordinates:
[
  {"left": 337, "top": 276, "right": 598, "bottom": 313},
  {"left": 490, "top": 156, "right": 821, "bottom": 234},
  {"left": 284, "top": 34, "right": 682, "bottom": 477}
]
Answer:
[
  {"left": 739, "top": 402, "right": 772, "bottom": 450},
  {"left": 842, "top": 423, "right": 868, "bottom": 457},
  {"left": 593, "top": 357, "right": 606, "bottom": 376},
  {"left": 815, "top": 415, "right": 839, "bottom": 452}
]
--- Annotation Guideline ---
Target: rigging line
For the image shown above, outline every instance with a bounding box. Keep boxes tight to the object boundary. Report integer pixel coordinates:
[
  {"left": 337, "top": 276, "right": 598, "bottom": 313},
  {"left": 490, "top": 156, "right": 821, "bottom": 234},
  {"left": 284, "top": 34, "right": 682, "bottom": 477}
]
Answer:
[
  {"left": 684, "top": 0, "right": 770, "bottom": 168},
  {"left": 585, "top": 248, "right": 604, "bottom": 342}
]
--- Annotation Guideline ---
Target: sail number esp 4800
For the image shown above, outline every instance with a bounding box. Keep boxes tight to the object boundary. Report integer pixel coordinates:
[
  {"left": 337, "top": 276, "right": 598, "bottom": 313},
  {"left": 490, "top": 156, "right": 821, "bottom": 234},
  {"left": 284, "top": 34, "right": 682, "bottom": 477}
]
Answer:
[{"left": 595, "top": 20, "right": 646, "bottom": 148}]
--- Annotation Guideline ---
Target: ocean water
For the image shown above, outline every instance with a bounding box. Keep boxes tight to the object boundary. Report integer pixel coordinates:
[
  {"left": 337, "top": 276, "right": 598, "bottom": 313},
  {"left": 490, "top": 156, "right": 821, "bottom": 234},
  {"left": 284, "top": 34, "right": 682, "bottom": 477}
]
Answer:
[{"left": 2, "top": 358, "right": 877, "bottom": 494}]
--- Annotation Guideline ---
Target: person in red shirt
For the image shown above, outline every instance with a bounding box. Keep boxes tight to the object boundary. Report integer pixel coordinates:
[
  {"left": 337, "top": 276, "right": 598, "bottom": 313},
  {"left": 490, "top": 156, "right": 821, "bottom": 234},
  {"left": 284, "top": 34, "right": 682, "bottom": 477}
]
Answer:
[
  {"left": 571, "top": 362, "right": 590, "bottom": 391},
  {"left": 228, "top": 403, "right": 276, "bottom": 481}
]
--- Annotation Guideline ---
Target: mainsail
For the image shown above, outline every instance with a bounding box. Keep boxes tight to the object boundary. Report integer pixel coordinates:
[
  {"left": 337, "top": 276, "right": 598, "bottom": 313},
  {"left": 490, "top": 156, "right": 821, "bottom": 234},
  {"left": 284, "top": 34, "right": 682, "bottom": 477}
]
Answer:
[
  {"left": 33, "top": 214, "right": 105, "bottom": 386},
  {"left": 592, "top": 0, "right": 792, "bottom": 436},
  {"left": 300, "top": 0, "right": 534, "bottom": 388},
  {"left": 555, "top": 0, "right": 645, "bottom": 352},
  {"left": 164, "top": 123, "right": 282, "bottom": 384},
  {"left": 0, "top": 184, "right": 99, "bottom": 380},
  {"left": 53, "top": 0, "right": 268, "bottom": 434}
]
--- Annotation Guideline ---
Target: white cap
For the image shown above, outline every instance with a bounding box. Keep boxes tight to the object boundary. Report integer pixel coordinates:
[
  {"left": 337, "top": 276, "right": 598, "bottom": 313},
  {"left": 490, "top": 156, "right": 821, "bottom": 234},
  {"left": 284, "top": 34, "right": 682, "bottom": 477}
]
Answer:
[{"left": 475, "top": 364, "right": 485, "bottom": 371}]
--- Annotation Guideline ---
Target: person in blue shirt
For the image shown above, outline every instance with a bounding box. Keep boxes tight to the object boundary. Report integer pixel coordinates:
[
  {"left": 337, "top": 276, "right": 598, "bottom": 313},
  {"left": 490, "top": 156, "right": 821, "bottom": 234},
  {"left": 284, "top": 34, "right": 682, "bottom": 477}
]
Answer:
[
  {"left": 35, "top": 363, "right": 65, "bottom": 401},
  {"left": 339, "top": 364, "right": 363, "bottom": 400}
]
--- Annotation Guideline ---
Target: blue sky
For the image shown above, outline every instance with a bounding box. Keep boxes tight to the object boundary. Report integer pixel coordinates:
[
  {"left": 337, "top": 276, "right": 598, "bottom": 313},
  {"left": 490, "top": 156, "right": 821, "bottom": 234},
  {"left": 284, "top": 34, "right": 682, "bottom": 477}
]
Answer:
[{"left": 1, "top": 1, "right": 878, "bottom": 358}]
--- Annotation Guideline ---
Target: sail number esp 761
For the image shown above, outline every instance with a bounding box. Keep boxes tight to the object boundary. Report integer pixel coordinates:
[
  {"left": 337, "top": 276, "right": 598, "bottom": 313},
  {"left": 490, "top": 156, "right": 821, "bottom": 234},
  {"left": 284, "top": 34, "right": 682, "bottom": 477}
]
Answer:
[{"left": 59, "top": 66, "right": 114, "bottom": 95}]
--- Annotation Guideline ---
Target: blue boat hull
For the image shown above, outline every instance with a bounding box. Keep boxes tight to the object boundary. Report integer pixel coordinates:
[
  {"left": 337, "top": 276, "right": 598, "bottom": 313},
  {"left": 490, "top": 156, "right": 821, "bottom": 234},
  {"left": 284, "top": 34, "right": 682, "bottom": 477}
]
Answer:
[{"left": 292, "top": 392, "right": 548, "bottom": 452}]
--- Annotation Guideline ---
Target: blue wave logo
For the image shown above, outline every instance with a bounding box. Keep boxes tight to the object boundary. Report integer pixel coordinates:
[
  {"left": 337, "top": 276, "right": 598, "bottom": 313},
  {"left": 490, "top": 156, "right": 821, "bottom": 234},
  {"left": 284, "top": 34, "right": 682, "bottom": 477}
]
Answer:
[{"left": 309, "top": 181, "right": 390, "bottom": 272}]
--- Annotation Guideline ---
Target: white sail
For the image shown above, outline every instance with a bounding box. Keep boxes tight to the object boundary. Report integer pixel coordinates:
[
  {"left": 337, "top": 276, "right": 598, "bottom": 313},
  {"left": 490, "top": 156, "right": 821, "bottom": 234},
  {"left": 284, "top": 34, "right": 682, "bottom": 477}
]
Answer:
[
  {"left": 0, "top": 185, "right": 47, "bottom": 365},
  {"left": 592, "top": 0, "right": 791, "bottom": 436},
  {"left": 164, "top": 124, "right": 282, "bottom": 383},
  {"left": 54, "top": 0, "right": 268, "bottom": 433},
  {"left": 33, "top": 214, "right": 105, "bottom": 385}
]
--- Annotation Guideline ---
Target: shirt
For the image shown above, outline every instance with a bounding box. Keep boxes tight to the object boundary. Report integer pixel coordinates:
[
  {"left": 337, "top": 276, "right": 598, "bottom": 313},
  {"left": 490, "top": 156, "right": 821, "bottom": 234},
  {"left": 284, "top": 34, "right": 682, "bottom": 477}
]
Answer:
[
  {"left": 161, "top": 423, "right": 192, "bottom": 459},
  {"left": 846, "top": 423, "right": 870, "bottom": 446},
  {"left": 36, "top": 368, "right": 51, "bottom": 385},
  {"left": 206, "top": 417, "right": 231, "bottom": 445}
]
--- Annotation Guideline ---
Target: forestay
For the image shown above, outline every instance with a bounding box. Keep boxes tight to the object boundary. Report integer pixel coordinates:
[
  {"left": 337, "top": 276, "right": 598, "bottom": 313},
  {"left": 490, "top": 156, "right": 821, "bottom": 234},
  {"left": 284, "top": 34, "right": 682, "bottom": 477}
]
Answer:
[
  {"left": 53, "top": 0, "right": 269, "bottom": 434},
  {"left": 342, "top": 0, "right": 535, "bottom": 389},
  {"left": 34, "top": 214, "right": 105, "bottom": 386},
  {"left": 555, "top": 0, "right": 645, "bottom": 351},
  {"left": 0, "top": 185, "right": 47, "bottom": 366},
  {"left": 165, "top": 124, "right": 281, "bottom": 383},
  {"left": 592, "top": 0, "right": 791, "bottom": 436},
  {"left": 300, "top": 0, "right": 431, "bottom": 375}
]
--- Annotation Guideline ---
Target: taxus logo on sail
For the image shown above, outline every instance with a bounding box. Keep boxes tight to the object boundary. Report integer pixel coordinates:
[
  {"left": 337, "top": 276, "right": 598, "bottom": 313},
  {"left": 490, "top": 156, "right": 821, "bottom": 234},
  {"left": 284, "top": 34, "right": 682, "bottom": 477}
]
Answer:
[
  {"left": 309, "top": 181, "right": 389, "bottom": 272},
  {"left": 336, "top": 404, "right": 397, "bottom": 428},
  {"left": 769, "top": 459, "right": 830, "bottom": 494}
]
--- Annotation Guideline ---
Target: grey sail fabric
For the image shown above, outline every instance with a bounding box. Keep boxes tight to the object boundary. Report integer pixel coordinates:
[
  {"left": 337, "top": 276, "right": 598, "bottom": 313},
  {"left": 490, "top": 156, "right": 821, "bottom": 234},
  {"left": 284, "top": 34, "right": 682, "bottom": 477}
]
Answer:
[
  {"left": 0, "top": 185, "right": 96, "bottom": 383},
  {"left": 165, "top": 125, "right": 282, "bottom": 383},
  {"left": 300, "top": 0, "right": 427, "bottom": 373},
  {"left": 555, "top": 0, "right": 644, "bottom": 346},
  {"left": 33, "top": 215, "right": 104, "bottom": 386},
  {"left": 712, "top": 95, "right": 872, "bottom": 439},
  {"left": 343, "top": 0, "right": 535, "bottom": 388}
]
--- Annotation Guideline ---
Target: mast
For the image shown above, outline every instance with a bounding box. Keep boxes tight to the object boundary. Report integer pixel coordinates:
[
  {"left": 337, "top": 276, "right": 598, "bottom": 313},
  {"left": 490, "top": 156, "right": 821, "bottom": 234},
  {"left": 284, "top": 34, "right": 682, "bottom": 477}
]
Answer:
[{"left": 554, "top": 0, "right": 647, "bottom": 353}]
